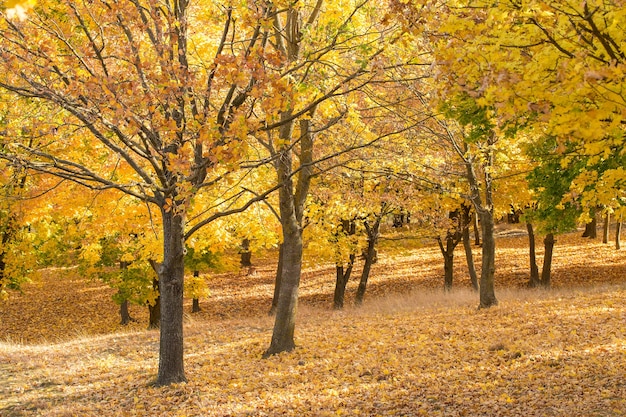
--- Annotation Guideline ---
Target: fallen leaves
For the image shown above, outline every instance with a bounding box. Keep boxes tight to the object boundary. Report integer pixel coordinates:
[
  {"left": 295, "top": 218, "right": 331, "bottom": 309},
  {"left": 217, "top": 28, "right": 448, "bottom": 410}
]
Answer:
[{"left": 1, "top": 230, "right": 626, "bottom": 416}]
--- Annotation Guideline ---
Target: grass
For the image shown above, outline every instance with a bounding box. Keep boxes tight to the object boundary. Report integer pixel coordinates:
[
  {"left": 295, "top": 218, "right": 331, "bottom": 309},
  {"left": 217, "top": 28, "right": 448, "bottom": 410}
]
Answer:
[{"left": 1, "top": 227, "right": 626, "bottom": 416}]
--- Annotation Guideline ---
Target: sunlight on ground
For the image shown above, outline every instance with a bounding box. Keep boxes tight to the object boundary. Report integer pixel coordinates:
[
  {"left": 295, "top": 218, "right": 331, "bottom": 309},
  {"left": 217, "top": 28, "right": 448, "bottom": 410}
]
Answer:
[{"left": 1, "top": 231, "right": 626, "bottom": 416}]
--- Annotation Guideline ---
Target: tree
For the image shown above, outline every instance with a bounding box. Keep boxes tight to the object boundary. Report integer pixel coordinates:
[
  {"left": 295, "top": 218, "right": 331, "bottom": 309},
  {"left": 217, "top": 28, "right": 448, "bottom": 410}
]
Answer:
[
  {"left": 261, "top": 0, "right": 402, "bottom": 356},
  {"left": 525, "top": 136, "right": 581, "bottom": 288},
  {"left": 0, "top": 0, "right": 281, "bottom": 385}
]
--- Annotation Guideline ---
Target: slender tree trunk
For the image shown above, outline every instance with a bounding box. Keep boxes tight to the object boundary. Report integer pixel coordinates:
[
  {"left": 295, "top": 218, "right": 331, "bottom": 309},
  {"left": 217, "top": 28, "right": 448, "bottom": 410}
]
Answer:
[
  {"left": 603, "top": 212, "right": 610, "bottom": 244},
  {"left": 119, "top": 299, "right": 132, "bottom": 325},
  {"left": 192, "top": 270, "right": 201, "bottom": 313},
  {"left": 269, "top": 244, "right": 284, "bottom": 315},
  {"left": 478, "top": 210, "right": 498, "bottom": 308},
  {"left": 438, "top": 236, "right": 455, "bottom": 292},
  {"left": 355, "top": 217, "right": 381, "bottom": 306},
  {"left": 117, "top": 262, "right": 134, "bottom": 325},
  {"left": 333, "top": 254, "right": 355, "bottom": 309},
  {"left": 461, "top": 205, "right": 478, "bottom": 291},
  {"left": 473, "top": 210, "right": 481, "bottom": 246},
  {"left": 616, "top": 217, "right": 622, "bottom": 250},
  {"left": 147, "top": 276, "right": 161, "bottom": 329},
  {"left": 540, "top": 233, "right": 555, "bottom": 288},
  {"left": 155, "top": 208, "right": 187, "bottom": 386},
  {"left": 240, "top": 238, "right": 252, "bottom": 268},
  {"left": 527, "top": 223, "right": 541, "bottom": 287}
]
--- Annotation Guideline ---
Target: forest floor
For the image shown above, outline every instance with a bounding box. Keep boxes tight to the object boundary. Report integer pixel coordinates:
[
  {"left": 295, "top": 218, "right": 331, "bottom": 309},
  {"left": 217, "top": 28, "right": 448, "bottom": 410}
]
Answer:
[{"left": 1, "top": 226, "right": 626, "bottom": 416}]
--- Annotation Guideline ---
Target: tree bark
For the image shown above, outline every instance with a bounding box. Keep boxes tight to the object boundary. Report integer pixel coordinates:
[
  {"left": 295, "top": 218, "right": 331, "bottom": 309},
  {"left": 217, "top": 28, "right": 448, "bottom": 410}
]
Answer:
[
  {"left": 240, "top": 238, "right": 252, "bottom": 267},
  {"left": 616, "top": 217, "right": 622, "bottom": 250},
  {"left": 473, "top": 210, "right": 481, "bottom": 246},
  {"left": 355, "top": 216, "right": 381, "bottom": 306},
  {"left": 461, "top": 205, "right": 479, "bottom": 291},
  {"left": 119, "top": 299, "right": 132, "bottom": 325},
  {"left": 155, "top": 208, "right": 187, "bottom": 386},
  {"left": 147, "top": 276, "right": 161, "bottom": 329},
  {"left": 478, "top": 209, "right": 498, "bottom": 308},
  {"left": 527, "top": 223, "right": 541, "bottom": 288},
  {"left": 118, "top": 262, "right": 134, "bottom": 325},
  {"left": 269, "top": 244, "right": 284, "bottom": 315},
  {"left": 540, "top": 233, "right": 555, "bottom": 288},
  {"left": 264, "top": 194, "right": 302, "bottom": 356},
  {"left": 582, "top": 214, "right": 597, "bottom": 238},
  {"left": 264, "top": 107, "right": 311, "bottom": 357},
  {"left": 603, "top": 212, "right": 610, "bottom": 244},
  {"left": 438, "top": 237, "right": 455, "bottom": 292},
  {"left": 192, "top": 271, "right": 201, "bottom": 313},
  {"left": 333, "top": 255, "right": 355, "bottom": 309}
]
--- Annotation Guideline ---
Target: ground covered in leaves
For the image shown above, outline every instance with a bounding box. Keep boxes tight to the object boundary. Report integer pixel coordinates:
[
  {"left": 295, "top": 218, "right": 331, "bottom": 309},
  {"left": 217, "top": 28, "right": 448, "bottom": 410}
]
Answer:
[{"left": 1, "top": 229, "right": 626, "bottom": 416}]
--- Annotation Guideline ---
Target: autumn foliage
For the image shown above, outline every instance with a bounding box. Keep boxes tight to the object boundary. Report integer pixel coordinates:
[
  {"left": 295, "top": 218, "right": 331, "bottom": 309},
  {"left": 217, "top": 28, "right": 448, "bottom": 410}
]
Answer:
[{"left": 0, "top": 0, "right": 626, "bottom": 411}]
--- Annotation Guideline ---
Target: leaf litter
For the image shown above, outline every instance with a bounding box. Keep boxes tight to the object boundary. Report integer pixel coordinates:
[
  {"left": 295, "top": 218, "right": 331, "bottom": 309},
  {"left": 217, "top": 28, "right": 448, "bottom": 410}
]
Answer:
[{"left": 1, "top": 230, "right": 626, "bottom": 416}]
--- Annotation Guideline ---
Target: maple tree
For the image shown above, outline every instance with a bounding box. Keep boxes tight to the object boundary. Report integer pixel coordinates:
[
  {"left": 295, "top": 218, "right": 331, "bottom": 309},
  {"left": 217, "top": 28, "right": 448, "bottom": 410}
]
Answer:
[
  {"left": 395, "top": 0, "right": 626, "bottom": 238},
  {"left": 0, "top": 0, "right": 285, "bottom": 385},
  {"left": 258, "top": 0, "right": 408, "bottom": 356}
]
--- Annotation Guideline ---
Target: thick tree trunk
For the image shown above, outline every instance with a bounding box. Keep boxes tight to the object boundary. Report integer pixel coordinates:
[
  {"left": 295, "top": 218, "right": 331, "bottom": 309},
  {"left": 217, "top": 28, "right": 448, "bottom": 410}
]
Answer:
[
  {"left": 264, "top": 109, "right": 310, "bottom": 357},
  {"left": 269, "top": 244, "right": 284, "bottom": 315},
  {"left": 478, "top": 210, "right": 497, "bottom": 308},
  {"left": 264, "top": 209, "right": 302, "bottom": 356},
  {"left": 603, "top": 213, "right": 610, "bottom": 244},
  {"left": 155, "top": 209, "right": 187, "bottom": 386},
  {"left": 333, "top": 254, "right": 355, "bottom": 309},
  {"left": 541, "top": 233, "right": 555, "bottom": 288},
  {"left": 582, "top": 215, "right": 597, "bottom": 238},
  {"left": 526, "top": 223, "right": 541, "bottom": 288},
  {"left": 355, "top": 218, "right": 380, "bottom": 306},
  {"left": 192, "top": 271, "right": 201, "bottom": 313},
  {"left": 616, "top": 218, "right": 622, "bottom": 250}
]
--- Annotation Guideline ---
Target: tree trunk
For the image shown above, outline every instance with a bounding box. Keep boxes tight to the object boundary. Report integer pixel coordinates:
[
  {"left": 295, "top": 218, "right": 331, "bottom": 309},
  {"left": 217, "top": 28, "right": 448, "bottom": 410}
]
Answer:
[
  {"left": 462, "top": 229, "right": 479, "bottom": 291},
  {"left": 155, "top": 208, "right": 187, "bottom": 386},
  {"left": 355, "top": 217, "right": 381, "bottom": 306},
  {"left": 527, "top": 223, "right": 541, "bottom": 288},
  {"left": 478, "top": 210, "right": 498, "bottom": 308},
  {"left": 473, "top": 210, "right": 481, "bottom": 246},
  {"left": 461, "top": 205, "right": 478, "bottom": 291},
  {"left": 269, "top": 244, "right": 284, "bottom": 315},
  {"left": 333, "top": 253, "right": 355, "bottom": 309},
  {"left": 240, "top": 238, "right": 252, "bottom": 267},
  {"left": 540, "top": 233, "right": 555, "bottom": 288},
  {"left": 264, "top": 205, "right": 302, "bottom": 357},
  {"left": 147, "top": 276, "right": 161, "bottom": 329},
  {"left": 264, "top": 108, "right": 311, "bottom": 357},
  {"left": 440, "top": 240, "right": 455, "bottom": 292},
  {"left": 119, "top": 299, "right": 132, "bottom": 325},
  {"left": 582, "top": 215, "right": 597, "bottom": 238},
  {"left": 616, "top": 217, "right": 622, "bottom": 250},
  {"left": 118, "top": 262, "right": 134, "bottom": 325},
  {"left": 145, "top": 260, "right": 160, "bottom": 328},
  {"left": 603, "top": 212, "right": 610, "bottom": 244},
  {"left": 192, "top": 271, "right": 201, "bottom": 313}
]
